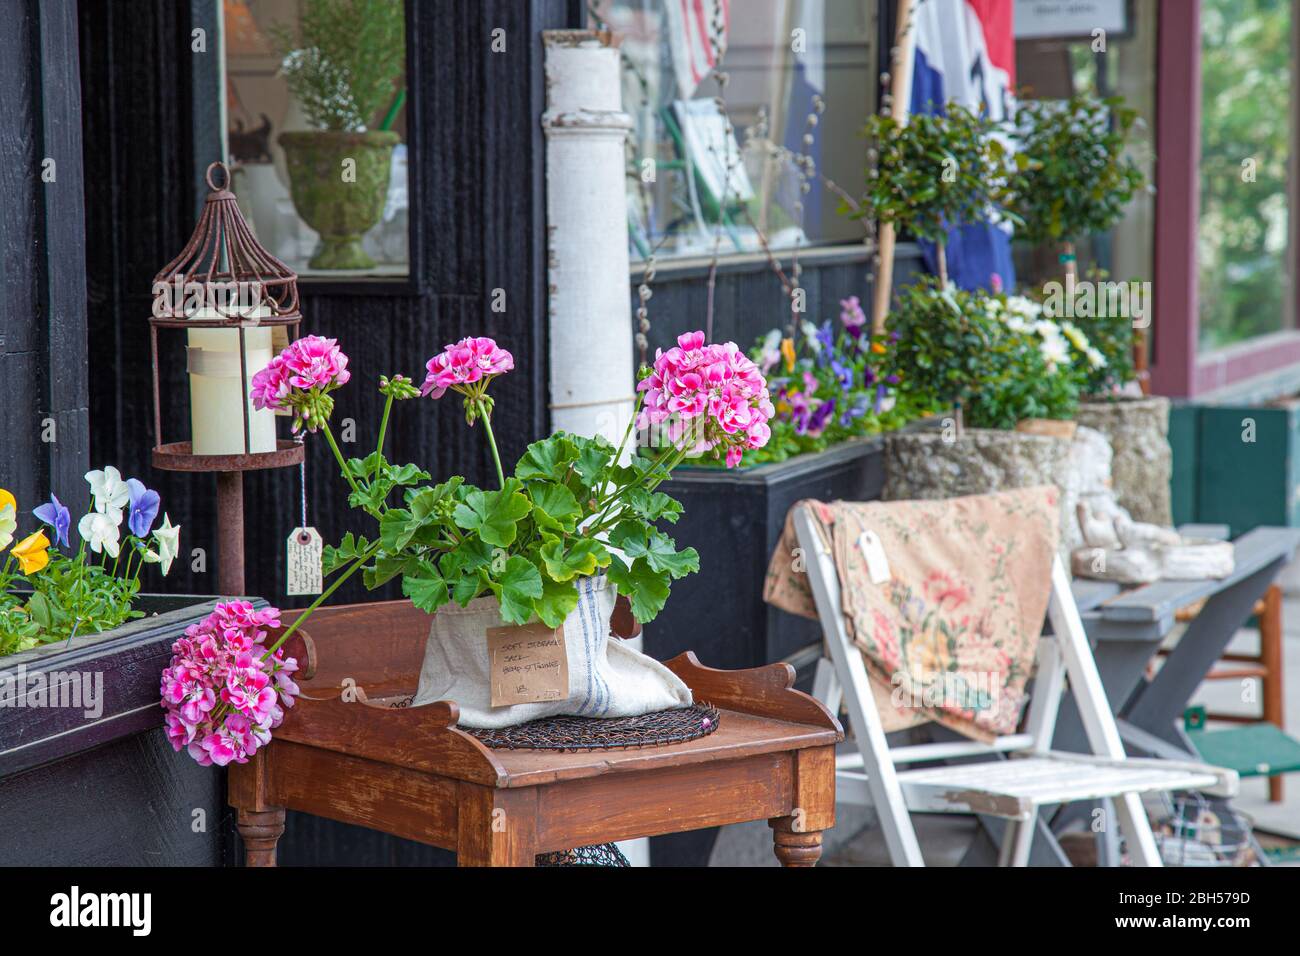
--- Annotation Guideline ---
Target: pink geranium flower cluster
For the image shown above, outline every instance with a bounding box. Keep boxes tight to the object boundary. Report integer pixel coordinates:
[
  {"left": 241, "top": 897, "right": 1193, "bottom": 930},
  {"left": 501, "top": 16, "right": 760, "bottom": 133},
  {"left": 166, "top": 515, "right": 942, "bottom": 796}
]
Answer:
[
  {"left": 637, "top": 330, "right": 775, "bottom": 468},
  {"left": 160, "top": 601, "right": 300, "bottom": 767},
  {"left": 250, "top": 335, "right": 351, "bottom": 432},
  {"left": 421, "top": 336, "right": 514, "bottom": 400}
]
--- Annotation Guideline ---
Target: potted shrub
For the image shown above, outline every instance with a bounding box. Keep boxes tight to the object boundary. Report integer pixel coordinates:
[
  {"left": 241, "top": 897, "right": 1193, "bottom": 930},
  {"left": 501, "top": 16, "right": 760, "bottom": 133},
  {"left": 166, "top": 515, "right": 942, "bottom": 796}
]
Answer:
[
  {"left": 1010, "top": 94, "right": 1169, "bottom": 523},
  {"left": 273, "top": 0, "right": 405, "bottom": 270},
  {"left": 0, "top": 475, "right": 230, "bottom": 866}
]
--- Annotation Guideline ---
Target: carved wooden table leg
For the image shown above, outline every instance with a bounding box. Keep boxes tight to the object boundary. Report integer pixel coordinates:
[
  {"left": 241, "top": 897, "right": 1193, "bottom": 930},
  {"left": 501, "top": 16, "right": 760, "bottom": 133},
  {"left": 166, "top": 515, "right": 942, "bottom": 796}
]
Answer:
[
  {"left": 455, "top": 782, "right": 538, "bottom": 867},
  {"left": 770, "top": 816, "right": 825, "bottom": 867},
  {"left": 237, "top": 807, "right": 286, "bottom": 867}
]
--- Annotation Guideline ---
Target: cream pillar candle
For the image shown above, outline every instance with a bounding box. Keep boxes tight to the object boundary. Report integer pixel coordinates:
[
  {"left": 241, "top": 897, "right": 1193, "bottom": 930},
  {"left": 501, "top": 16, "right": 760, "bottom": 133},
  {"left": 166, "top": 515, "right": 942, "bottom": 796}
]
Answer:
[{"left": 186, "top": 311, "right": 277, "bottom": 455}]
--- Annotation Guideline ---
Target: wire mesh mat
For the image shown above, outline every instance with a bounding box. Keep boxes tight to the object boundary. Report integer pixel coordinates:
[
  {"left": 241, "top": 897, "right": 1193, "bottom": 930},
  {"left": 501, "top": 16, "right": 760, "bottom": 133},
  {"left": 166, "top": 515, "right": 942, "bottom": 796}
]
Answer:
[
  {"left": 464, "top": 703, "right": 721, "bottom": 752},
  {"left": 536, "top": 843, "right": 631, "bottom": 867}
]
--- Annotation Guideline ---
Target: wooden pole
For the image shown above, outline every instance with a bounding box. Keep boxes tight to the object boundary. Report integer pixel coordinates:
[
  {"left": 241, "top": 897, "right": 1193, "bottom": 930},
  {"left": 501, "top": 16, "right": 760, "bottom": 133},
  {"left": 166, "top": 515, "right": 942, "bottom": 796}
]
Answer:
[{"left": 871, "top": 0, "right": 918, "bottom": 335}]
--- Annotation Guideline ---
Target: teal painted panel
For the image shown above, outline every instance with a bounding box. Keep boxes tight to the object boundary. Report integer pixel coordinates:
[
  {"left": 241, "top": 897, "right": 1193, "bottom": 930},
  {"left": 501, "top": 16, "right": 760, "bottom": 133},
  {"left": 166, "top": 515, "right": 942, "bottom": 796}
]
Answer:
[
  {"left": 1196, "top": 405, "right": 1299, "bottom": 537},
  {"left": 1168, "top": 403, "right": 1199, "bottom": 526}
]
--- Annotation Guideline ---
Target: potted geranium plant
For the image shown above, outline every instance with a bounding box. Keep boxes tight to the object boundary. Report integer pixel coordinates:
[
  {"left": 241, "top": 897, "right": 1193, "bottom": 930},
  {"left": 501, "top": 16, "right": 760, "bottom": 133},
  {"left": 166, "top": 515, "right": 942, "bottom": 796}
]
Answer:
[
  {"left": 273, "top": 0, "right": 405, "bottom": 270},
  {"left": 160, "top": 330, "right": 773, "bottom": 744}
]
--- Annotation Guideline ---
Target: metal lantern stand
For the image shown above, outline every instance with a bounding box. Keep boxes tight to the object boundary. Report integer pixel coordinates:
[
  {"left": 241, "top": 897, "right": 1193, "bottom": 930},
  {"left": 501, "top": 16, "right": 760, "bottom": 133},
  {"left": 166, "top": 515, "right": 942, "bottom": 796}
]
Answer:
[{"left": 149, "top": 161, "right": 305, "bottom": 596}]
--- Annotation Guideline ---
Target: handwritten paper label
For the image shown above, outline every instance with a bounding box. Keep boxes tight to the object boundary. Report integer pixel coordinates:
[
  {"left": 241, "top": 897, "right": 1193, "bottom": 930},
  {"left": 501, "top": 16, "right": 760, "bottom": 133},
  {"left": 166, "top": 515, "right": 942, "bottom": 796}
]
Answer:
[
  {"left": 858, "top": 530, "right": 891, "bottom": 585},
  {"left": 486, "top": 622, "right": 569, "bottom": 707},
  {"left": 285, "top": 527, "right": 323, "bottom": 596}
]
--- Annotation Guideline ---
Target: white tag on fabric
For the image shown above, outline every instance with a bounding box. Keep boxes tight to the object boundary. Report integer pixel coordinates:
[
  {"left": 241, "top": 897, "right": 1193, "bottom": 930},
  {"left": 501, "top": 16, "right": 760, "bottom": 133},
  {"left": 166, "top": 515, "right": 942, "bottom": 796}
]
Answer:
[{"left": 858, "top": 530, "right": 891, "bottom": 584}]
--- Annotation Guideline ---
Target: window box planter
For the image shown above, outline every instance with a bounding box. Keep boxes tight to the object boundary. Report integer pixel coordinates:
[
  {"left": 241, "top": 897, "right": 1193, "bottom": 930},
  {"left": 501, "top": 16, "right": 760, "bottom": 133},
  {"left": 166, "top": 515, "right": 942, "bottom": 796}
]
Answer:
[{"left": 0, "top": 594, "right": 250, "bottom": 865}]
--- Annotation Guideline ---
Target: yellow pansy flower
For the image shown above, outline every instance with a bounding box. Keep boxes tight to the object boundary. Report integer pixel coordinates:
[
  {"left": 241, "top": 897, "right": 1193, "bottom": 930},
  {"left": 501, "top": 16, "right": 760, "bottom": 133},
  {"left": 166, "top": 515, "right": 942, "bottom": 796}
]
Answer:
[
  {"left": 780, "top": 338, "right": 796, "bottom": 373},
  {"left": 12, "top": 531, "right": 50, "bottom": 575},
  {"left": 0, "top": 488, "right": 15, "bottom": 514},
  {"left": 871, "top": 341, "right": 888, "bottom": 355}
]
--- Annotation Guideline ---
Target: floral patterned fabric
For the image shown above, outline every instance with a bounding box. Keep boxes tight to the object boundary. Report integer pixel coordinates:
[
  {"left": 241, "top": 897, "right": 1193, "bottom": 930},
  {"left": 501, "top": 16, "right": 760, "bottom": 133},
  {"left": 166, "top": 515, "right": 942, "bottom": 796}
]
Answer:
[{"left": 764, "top": 486, "right": 1060, "bottom": 741}]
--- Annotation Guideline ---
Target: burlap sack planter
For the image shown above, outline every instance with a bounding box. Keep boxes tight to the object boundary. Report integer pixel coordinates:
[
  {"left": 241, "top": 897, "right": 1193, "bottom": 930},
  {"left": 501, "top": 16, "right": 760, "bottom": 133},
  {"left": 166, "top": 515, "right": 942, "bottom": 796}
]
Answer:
[
  {"left": 411, "top": 575, "right": 692, "bottom": 728},
  {"left": 1075, "top": 396, "right": 1173, "bottom": 526},
  {"left": 882, "top": 428, "right": 1076, "bottom": 547}
]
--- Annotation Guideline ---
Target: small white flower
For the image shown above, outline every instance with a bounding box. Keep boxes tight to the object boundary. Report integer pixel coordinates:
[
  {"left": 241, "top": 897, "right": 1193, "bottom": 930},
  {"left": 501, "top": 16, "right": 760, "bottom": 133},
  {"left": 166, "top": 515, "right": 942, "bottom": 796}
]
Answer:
[
  {"left": 1061, "top": 321, "right": 1090, "bottom": 351},
  {"left": 0, "top": 504, "right": 15, "bottom": 552},
  {"left": 1040, "top": 337, "right": 1070, "bottom": 370},
  {"left": 85, "top": 466, "right": 129, "bottom": 522},
  {"left": 153, "top": 514, "right": 181, "bottom": 575},
  {"left": 78, "top": 511, "right": 121, "bottom": 558},
  {"left": 1086, "top": 346, "right": 1107, "bottom": 369}
]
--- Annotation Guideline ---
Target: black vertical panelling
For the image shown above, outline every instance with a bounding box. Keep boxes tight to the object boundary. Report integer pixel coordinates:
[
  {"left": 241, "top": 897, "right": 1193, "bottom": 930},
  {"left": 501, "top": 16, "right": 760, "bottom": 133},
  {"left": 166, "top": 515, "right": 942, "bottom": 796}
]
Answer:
[{"left": 0, "top": 0, "right": 89, "bottom": 517}]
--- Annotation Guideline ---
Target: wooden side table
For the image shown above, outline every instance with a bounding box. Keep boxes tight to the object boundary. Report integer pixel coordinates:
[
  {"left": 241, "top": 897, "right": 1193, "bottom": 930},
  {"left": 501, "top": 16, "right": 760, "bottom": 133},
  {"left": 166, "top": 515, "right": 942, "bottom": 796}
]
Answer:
[{"left": 230, "top": 600, "right": 843, "bottom": 867}]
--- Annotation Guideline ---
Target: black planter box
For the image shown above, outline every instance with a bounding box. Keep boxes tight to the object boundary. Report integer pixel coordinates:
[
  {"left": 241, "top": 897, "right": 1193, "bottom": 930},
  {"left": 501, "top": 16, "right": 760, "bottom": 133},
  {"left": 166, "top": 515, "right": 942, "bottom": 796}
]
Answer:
[
  {"left": 0, "top": 594, "right": 245, "bottom": 865},
  {"left": 644, "top": 437, "right": 886, "bottom": 866}
]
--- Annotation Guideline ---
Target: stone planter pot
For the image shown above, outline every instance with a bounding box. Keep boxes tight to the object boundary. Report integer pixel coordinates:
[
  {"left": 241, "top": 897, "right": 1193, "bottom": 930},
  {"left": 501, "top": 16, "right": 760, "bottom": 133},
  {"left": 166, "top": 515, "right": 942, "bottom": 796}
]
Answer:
[
  {"left": 0, "top": 594, "right": 238, "bottom": 865},
  {"left": 1075, "top": 395, "right": 1172, "bottom": 526},
  {"left": 883, "top": 428, "right": 1076, "bottom": 548},
  {"left": 278, "top": 130, "right": 399, "bottom": 270}
]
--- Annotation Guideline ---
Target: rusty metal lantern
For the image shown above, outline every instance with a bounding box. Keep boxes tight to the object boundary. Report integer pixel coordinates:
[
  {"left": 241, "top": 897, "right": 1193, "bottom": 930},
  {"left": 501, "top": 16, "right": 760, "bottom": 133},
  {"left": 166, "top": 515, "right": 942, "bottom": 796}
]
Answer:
[{"left": 149, "top": 161, "right": 306, "bottom": 596}]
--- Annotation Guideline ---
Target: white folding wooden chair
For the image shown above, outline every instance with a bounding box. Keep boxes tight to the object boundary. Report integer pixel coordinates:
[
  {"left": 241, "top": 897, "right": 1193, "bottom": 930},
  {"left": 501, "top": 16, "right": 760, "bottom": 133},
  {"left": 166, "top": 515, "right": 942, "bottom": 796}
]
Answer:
[{"left": 792, "top": 504, "right": 1237, "bottom": 867}]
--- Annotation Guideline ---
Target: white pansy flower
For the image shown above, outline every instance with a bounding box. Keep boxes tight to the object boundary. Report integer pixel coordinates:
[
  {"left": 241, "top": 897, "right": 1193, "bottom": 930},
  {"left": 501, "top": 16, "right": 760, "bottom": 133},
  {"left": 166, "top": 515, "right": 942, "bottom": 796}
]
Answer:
[
  {"left": 1086, "top": 346, "right": 1107, "bottom": 369},
  {"left": 1060, "top": 321, "right": 1090, "bottom": 351},
  {"left": 78, "top": 511, "right": 121, "bottom": 558},
  {"left": 1040, "top": 336, "right": 1070, "bottom": 371},
  {"left": 0, "top": 504, "right": 15, "bottom": 552},
  {"left": 153, "top": 514, "right": 181, "bottom": 575},
  {"left": 85, "top": 466, "right": 130, "bottom": 523}
]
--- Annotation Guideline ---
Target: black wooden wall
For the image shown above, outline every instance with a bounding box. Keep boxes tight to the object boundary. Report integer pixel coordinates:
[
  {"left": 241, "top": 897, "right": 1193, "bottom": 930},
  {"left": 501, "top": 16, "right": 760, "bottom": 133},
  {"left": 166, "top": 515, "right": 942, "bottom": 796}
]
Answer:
[
  {"left": 0, "top": 0, "right": 89, "bottom": 519},
  {"left": 79, "top": 0, "right": 576, "bottom": 612}
]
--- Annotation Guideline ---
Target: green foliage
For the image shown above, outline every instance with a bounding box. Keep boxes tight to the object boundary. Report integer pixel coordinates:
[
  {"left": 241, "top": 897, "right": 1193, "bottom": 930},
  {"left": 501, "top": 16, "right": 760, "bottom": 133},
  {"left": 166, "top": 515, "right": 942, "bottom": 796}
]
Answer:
[
  {"left": 1198, "top": 0, "right": 1291, "bottom": 347},
  {"left": 1, "top": 551, "right": 148, "bottom": 654},
  {"left": 271, "top": 0, "right": 406, "bottom": 132},
  {"left": 1009, "top": 93, "right": 1146, "bottom": 247},
  {"left": 325, "top": 399, "right": 697, "bottom": 626},
  {"left": 883, "top": 278, "right": 1083, "bottom": 429},
  {"left": 860, "top": 102, "right": 1021, "bottom": 245}
]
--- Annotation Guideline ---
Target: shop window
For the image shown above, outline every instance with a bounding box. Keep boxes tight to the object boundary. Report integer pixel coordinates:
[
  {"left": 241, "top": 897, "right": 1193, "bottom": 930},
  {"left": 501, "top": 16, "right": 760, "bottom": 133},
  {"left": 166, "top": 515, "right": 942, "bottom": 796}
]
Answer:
[
  {"left": 1197, "top": 0, "right": 1293, "bottom": 350},
  {"left": 591, "top": 0, "right": 878, "bottom": 262},
  {"left": 1012, "top": 2, "right": 1157, "bottom": 295},
  {"left": 221, "top": 0, "right": 409, "bottom": 278}
]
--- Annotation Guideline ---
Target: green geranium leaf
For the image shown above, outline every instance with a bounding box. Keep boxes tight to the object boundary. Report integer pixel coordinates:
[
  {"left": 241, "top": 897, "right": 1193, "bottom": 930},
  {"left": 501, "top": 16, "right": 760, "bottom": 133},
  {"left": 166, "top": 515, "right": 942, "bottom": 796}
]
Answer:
[
  {"left": 402, "top": 560, "right": 450, "bottom": 614},
  {"left": 571, "top": 436, "right": 613, "bottom": 488},
  {"left": 491, "top": 555, "right": 544, "bottom": 625},
  {"left": 387, "top": 463, "right": 431, "bottom": 487},
  {"left": 515, "top": 434, "right": 578, "bottom": 482},
  {"left": 322, "top": 531, "right": 370, "bottom": 576},
  {"left": 529, "top": 482, "right": 581, "bottom": 533},
  {"left": 540, "top": 537, "right": 610, "bottom": 583},
  {"left": 624, "top": 487, "right": 683, "bottom": 525},
  {"left": 609, "top": 522, "right": 698, "bottom": 579},
  {"left": 346, "top": 452, "right": 384, "bottom": 479},
  {"left": 408, "top": 476, "right": 464, "bottom": 520},
  {"left": 364, "top": 553, "right": 411, "bottom": 590},
  {"left": 452, "top": 480, "right": 531, "bottom": 548},
  {"left": 605, "top": 556, "right": 671, "bottom": 624},
  {"left": 379, "top": 508, "right": 421, "bottom": 551},
  {"left": 535, "top": 573, "right": 580, "bottom": 628}
]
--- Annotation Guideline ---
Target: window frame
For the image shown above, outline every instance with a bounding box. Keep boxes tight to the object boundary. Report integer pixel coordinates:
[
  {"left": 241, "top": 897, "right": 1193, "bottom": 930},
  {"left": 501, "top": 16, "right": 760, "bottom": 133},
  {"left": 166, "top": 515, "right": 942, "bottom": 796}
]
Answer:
[{"left": 208, "top": 0, "right": 424, "bottom": 297}]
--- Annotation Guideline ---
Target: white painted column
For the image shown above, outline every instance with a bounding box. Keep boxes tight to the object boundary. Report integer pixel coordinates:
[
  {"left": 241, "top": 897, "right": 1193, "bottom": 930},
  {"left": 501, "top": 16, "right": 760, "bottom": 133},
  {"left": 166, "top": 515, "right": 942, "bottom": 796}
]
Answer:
[
  {"left": 542, "top": 30, "right": 636, "bottom": 448},
  {"left": 542, "top": 30, "right": 647, "bottom": 868}
]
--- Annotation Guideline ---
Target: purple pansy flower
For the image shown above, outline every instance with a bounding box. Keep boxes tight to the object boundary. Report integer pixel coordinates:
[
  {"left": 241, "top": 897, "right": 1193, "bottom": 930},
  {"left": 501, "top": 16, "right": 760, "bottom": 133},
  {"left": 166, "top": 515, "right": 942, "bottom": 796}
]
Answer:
[
  {"left": 126, "top": 478, "right": 160, "bottom": 538},
  {"left": 33, "top": 493, "right": 71, "bottom": 548},
  {"left": 806, "top": 398, "right": 837, "bottom": 437}
]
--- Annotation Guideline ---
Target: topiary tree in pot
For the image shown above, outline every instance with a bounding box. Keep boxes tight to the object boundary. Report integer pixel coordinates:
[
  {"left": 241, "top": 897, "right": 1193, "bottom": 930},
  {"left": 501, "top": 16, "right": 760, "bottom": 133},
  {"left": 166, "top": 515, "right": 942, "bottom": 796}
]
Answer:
[
  {"left": 860, "top": 101, "right": 1021, "bottom": 287},
  {"left": 273, "top": 0, "right": 406, "bottom": 270},
  {"left": 1009, "top": 93, "right": 1146, "bottom": 283}
]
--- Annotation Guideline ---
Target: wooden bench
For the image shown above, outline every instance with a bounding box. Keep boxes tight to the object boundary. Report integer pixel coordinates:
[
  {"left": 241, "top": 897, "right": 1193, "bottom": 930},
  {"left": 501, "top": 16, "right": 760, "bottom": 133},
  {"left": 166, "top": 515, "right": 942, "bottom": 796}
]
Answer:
[{"left": 231, "top": 600, "right": 843, "bottom": 867}]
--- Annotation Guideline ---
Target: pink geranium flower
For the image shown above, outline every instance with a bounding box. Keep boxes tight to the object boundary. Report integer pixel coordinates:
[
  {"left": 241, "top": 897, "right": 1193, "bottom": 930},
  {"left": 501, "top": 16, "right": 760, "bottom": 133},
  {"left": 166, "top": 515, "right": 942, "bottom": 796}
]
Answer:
[
  {"left": 636, "top": 330, "right": 774, "bottom": 468},
  {"left": 160, "top": 601, "right": 299, "bottom": 766},
  {"left": 249, "top": 336, "right": 351, "bottom": 433},
  {"left": 421, "top": 336, "right": 514, "bottom": 400}
]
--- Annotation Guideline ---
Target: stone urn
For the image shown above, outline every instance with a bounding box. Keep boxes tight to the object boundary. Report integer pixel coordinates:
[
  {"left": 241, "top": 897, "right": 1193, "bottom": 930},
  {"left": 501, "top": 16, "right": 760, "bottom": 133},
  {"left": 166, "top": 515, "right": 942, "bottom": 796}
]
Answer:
[
  {"left": 278, "top": 130, "right": 399, "bottom": 270},
  {"left": 882, "top": 428, "right": 1077, "bottom": 553},
  {"left": 1075, "top": 395, "right": 1172, "bottom": 526}
]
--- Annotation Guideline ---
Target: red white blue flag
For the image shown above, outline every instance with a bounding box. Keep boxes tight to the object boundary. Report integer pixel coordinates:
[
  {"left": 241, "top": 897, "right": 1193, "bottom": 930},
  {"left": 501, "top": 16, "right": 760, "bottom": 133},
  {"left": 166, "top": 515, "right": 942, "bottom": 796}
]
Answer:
[{"left": 908, "top": 0, "right": 1017, "bottom": 292}]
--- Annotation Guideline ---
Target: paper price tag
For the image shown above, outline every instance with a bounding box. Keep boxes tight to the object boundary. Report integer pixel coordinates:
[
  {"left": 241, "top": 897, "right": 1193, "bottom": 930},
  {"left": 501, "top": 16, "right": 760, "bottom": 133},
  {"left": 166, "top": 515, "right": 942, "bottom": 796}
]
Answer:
[
  {"left": 486, "top": 622, "right": 569, "bottom": 707},
  {"left": 286, "top": 527, "right": 323, "bottom": 596},
  {"left": 857, "top": 530, "right": 891, "bottom": 585}
]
